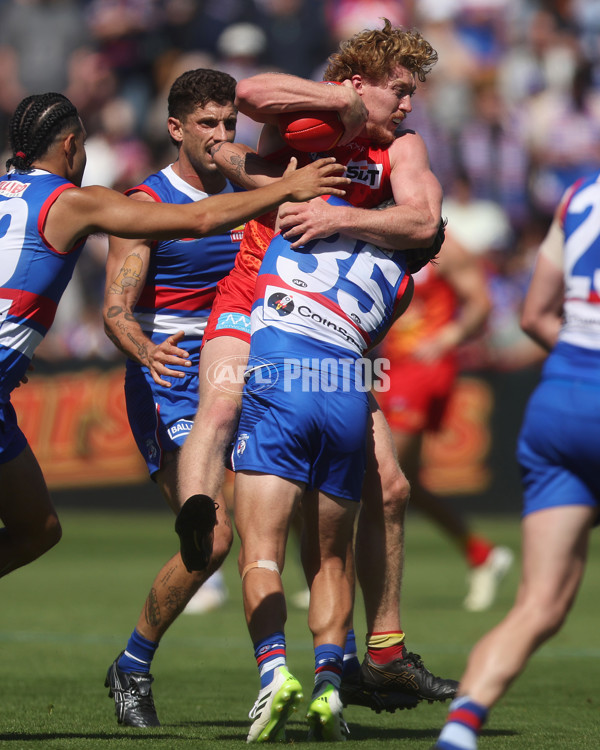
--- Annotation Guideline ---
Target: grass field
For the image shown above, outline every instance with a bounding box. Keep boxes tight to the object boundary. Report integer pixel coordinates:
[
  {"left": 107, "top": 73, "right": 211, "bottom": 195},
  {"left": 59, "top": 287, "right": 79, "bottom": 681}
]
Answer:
[{"left": 2, "top": 507, "right": 598, "bottom": 749}]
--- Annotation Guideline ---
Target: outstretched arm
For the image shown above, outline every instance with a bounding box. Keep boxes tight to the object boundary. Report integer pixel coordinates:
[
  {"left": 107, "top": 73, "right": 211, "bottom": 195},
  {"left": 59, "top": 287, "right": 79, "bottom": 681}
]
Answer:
[{"left": 44, "top": 157, "right": 350, "bottom": 252}]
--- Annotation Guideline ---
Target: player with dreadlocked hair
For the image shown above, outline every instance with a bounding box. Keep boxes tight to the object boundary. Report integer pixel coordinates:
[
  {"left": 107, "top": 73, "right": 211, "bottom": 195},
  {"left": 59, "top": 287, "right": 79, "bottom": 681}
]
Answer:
[
  {"left": 6, "top": 93, "right": 82, "bottom": 172},
  {"left": 0, "top": 91, "right": 349, "bottom": 580}
]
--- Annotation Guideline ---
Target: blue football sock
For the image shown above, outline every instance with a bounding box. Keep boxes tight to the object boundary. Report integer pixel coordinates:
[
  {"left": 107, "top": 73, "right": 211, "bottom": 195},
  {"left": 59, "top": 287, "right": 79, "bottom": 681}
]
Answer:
[
  {"left": 314, "top": 643, "right": 344, "bottom": 690},
  {"left": 117, "top": 629, "right": 158, "bottom": 674},
  {"left": 254, "top": 631, "right": 286, "bottom": 688},
  {"left": 342, "top": 628, "right": 360, "bottom": 677},
  {"left": 435, "top": 696, "right": 488, "bottom": 750}
]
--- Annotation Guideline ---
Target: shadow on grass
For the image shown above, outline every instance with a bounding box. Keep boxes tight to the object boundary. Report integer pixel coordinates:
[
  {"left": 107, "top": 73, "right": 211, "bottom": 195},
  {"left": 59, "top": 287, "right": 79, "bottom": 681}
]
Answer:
[{"left": 0, "top": 733, "right": 177, "bottom": 742}]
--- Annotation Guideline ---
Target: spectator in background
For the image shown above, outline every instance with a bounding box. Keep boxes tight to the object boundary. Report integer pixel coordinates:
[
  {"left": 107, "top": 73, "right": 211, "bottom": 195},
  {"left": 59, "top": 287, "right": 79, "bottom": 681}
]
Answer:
[
  {"left": 414, "top": 2, "right": 485, "bottom": 137},
  {"left": 454, "top": 73, "right": 531, "bottom": 230},
  {"left": 524, "top": 56, "right": 600, "bottom": 219},
  {"left": 442, "top": 170, "right": 513, "bottom": 258},
  {"left": 215, "top": 22, "right": 270, "bottom": 148},
  {"left": 84, "top": 0, "right": 164, "bottom": 131},
  {"left": 0, "top": 0, "right": 91, "bottom": 128},
  {"left": 497, "top": 7, "right": 579, "bottom": 109},
  {"left": 255, "top": 0, "right": 330, "bottom": 79}
]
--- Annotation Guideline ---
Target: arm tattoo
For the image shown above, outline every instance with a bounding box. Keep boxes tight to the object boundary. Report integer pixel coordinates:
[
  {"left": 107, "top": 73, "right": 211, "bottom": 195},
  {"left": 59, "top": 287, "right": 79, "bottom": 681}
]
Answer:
[
  {"left": 106, "top": 305, "right": 123, "bottom": 319},
  {"left": 109, "top": 252, "right": 144, "bottom": 294}
]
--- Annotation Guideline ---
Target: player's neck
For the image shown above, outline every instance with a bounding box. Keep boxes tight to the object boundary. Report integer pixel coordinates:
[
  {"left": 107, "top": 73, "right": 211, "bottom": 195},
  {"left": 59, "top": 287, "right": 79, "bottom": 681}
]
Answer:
[{"left": 171, "top": 160, "right": 226, "bottom": 195}]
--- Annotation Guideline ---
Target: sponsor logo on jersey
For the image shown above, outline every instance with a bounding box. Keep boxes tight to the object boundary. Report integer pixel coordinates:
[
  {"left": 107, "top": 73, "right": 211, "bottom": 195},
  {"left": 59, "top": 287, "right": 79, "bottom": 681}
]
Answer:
[
  {"left": 297, "top": 304, "right": 358, "bottom": 345},
  {"left": 345, "top": 160, "right": 383, "bottom": 189},
  {"left": 292, "top": 278, "right": 307, "bottom": 288},
  {"left": 215, "top": 312, "right": 251, "bottom": 333},
  {"left": 268, "top": 292, "right": 294, "bottom": 316},
  {"left": 168, "top": 419, "right": 193, "bottom": 440},
  {"left": 0, "top": 180, "right": 29, "bottom": 197}
]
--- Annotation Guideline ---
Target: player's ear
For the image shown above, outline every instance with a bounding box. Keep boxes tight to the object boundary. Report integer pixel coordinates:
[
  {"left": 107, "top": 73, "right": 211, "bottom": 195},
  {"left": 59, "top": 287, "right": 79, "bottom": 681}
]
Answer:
[
  {"left": 167, "top": 116, "right": 184, "bottom": 145},
  {"left": 64, "top": 132, "right": 78, "bottom": 162},
  {"left": 350, "top": 74, "right": 364, "bottom": 93}
]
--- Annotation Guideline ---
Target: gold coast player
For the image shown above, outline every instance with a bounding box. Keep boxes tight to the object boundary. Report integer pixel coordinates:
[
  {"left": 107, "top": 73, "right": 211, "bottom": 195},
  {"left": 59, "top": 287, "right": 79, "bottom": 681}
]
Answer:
[{"left": 175, "top": 19, "right": 457, "bottom": 716}]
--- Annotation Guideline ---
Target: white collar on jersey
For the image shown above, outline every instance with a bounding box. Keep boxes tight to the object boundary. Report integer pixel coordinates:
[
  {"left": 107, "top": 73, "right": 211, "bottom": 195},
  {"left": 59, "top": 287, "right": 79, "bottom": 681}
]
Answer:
[{"left": 162, "top": 164, "right": 233, "bottom": 201}]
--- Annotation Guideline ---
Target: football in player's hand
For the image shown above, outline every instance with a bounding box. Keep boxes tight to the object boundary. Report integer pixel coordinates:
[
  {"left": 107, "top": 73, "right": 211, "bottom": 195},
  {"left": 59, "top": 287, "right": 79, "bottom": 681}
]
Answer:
[{"left": 278, "top": 110, "right": 344, "bottom": 152}]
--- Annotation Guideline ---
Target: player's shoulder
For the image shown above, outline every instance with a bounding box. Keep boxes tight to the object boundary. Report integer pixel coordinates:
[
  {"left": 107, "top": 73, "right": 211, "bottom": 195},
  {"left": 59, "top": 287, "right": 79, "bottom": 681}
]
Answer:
[
  {"left": 389, "top": 128, "right": 426, "bottom": 152},
  {"left": 388, "top": 129, "right": 431, "bottom": 170}
]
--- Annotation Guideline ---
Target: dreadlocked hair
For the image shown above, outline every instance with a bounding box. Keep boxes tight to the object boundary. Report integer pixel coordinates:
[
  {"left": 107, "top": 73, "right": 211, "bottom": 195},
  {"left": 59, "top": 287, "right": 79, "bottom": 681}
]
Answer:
[{"left": 6, "top": 92, "right": 81, "bottom": 171}]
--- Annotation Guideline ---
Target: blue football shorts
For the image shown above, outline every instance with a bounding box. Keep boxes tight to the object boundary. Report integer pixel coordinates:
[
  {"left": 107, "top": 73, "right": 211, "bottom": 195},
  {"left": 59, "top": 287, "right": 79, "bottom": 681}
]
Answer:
[
  {"left": 0, "top": 398, "right": 28, "bottom": 464},
  {"left": 517, "top": 375, "right": 600, "bottom": 521},
  {"left": 124, "top": 360, "right": 199, "bottom": 477},
  {"left": 231, "top": 370, "right": 369, "bottom": 502}
]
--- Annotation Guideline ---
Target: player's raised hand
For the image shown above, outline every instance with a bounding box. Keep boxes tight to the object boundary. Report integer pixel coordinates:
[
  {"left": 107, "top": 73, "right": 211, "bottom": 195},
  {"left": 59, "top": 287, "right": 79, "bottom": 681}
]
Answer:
[{"left": 282, "top": 156, "right": 349, "bottom": 202}]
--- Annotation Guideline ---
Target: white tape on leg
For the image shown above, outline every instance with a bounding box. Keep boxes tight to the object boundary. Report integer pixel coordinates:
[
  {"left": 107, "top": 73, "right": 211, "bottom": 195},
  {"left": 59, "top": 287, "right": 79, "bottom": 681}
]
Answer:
[{"left": 241, "top": 559, "right": 280, "bottom": 581}]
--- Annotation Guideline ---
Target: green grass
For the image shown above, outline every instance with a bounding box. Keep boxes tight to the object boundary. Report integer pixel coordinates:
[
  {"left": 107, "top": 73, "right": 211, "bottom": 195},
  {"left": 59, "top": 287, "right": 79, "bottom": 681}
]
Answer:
[{"left": 1, "top": 508, "right": 599, "bottom": 748}]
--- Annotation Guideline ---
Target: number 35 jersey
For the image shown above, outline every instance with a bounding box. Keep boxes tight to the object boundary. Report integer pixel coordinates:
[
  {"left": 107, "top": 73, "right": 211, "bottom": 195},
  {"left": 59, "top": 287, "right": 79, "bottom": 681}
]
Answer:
[{"left": 250, "top": 196, "right": 411, "bottom": 370}]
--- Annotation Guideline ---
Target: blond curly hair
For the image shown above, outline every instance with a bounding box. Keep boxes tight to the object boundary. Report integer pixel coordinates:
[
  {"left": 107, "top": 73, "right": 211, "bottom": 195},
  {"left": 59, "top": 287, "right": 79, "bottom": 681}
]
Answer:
[{"left": 323, "top": 18, "right": 437, "bottom": 84}]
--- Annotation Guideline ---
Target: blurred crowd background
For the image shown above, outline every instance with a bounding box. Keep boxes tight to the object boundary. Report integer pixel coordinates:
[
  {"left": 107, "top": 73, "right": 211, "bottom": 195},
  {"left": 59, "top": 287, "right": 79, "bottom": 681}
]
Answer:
[{"left": 2, "top": 0, "right": 599, "bottom": 370}]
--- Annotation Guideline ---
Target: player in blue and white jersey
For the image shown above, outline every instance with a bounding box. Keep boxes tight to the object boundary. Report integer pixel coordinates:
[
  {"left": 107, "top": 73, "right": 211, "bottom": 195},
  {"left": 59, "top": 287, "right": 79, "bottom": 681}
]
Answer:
[
  {"left": 102, "top": 69, "right": 349, "bottom": 728},
  {"left": 433, "top": 173, "right": 600, "bottom": 750},
  {"left": 232, "top": 198, "right": 415, "bottom": 741},
  {"left": 102, "top": 69, "right": 242, "bottom": 728},
  {"left": 0, "top": 89, "right": 348, "bottom": 590}
]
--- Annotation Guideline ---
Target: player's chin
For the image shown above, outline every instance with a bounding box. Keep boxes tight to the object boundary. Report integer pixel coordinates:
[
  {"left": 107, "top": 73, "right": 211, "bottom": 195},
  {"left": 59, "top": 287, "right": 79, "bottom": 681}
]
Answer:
[{"left": 366, "top": 124, "right": 395, "bottom": 147}]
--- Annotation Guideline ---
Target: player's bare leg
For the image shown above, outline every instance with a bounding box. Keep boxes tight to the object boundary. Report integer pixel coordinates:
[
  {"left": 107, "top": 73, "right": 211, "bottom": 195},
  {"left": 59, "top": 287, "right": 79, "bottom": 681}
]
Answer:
[
  {"left": 356, "top": 397, "right": 409, "bottom": 633},
  {"left": 0, "top": 445, "right": 61, "bottom": 577},
  {"left": 177, "top": 335, "right": 248, "bottom": 505},
  {"left": 235, "top": 471, "right": 301, "bottom": 640},
  {"left": 461, "top": 505, "right": 594, "bottom": 705},
  {"left": 105, "top": 450, "right": 233, "bottom": 727},
  {"left": 303, "top": 489, "right": 356, "bottom": 741},
  {"left": 175, "top": 336, "right": 248, "bottom": 571},
  {"left": 302, "top": 490, "right": 356, "bottom": 649},
  {"left": 235, "top": 471, "right": 304, "bottom": 743},
  {"left": 435, "top": 505, "right": 595, "bottom": 749},
  {"left": 355, "top": 395, "right": 458, "bottom": 704},
  {"left": 135, "top": 451, "right": 233, "bottom": 642}
]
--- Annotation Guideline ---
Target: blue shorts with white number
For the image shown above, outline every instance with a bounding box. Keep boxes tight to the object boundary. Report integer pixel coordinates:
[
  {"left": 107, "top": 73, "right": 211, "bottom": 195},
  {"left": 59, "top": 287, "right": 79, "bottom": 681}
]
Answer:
[
  {"left": 232, "top": 370, "right": 368, "bottom": 502},
  {"left": 517, "top": 342, "right": 600, "bottom": 520}
]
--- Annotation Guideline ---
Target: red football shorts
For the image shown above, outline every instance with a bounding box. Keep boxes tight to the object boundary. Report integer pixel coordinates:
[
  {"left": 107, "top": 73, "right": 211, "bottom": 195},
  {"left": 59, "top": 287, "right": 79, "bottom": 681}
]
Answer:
[{"left": 375, "top": 355, "right": 457, "bottom": 434}]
